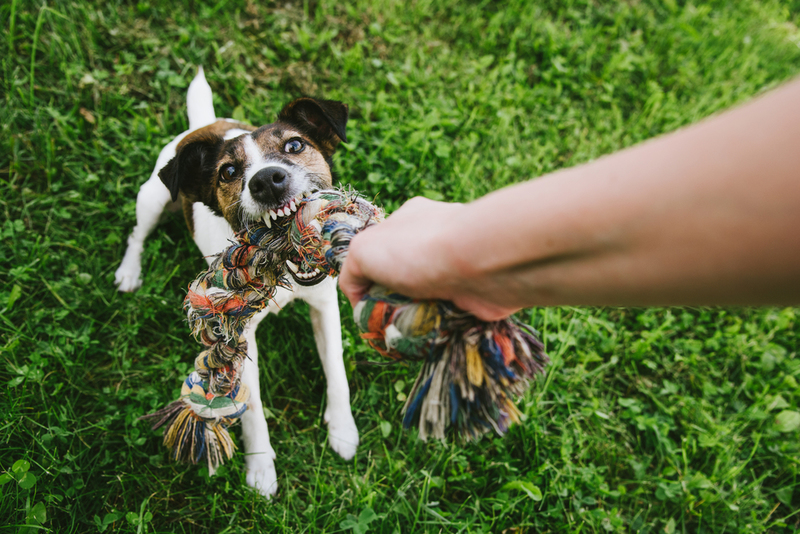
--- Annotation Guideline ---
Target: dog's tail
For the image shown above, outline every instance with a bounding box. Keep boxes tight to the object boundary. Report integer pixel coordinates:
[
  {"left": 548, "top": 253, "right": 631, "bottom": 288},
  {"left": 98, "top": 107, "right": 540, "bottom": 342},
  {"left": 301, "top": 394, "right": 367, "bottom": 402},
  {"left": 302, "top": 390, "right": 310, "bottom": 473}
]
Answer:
[{"left": 187, "top": 66, "right": 216, "bottom": 130}]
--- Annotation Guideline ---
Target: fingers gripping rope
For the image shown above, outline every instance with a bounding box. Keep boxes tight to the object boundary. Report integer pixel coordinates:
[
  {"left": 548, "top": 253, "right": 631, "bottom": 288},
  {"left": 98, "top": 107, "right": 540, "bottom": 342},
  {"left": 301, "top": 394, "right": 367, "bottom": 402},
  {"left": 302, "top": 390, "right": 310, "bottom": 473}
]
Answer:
[{"left": 142, "top": 190, "right": 549, "bottom": 472}]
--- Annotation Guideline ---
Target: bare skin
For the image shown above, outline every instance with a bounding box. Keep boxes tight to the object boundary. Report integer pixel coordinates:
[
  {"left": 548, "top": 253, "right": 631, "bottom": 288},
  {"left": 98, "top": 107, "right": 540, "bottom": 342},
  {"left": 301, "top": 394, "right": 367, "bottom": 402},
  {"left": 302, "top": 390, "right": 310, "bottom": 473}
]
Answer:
[{"left": 339, "top": 77, "right": 800, "bottom": 320}]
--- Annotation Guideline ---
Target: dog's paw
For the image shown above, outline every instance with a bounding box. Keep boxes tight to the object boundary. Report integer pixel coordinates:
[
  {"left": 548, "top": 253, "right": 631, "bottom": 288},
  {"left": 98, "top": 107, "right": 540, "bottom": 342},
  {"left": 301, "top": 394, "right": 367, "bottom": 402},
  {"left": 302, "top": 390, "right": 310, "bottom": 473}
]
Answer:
[
  {"left": 114, "top": 263, "right": 142, "bottom": 292},
  {"left": 246, "top": 460, "right": 278, "bottom": 499},
  {"left": 325, "top": 409, "right": 359, "bottom": 460}
]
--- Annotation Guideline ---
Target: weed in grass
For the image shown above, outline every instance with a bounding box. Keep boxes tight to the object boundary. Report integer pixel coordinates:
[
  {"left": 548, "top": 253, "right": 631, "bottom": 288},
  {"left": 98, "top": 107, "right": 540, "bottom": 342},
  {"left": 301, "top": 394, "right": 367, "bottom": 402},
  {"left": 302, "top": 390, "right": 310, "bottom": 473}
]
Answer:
[{"left": 2, "top": 0, "right": 800, "bottom": 532}]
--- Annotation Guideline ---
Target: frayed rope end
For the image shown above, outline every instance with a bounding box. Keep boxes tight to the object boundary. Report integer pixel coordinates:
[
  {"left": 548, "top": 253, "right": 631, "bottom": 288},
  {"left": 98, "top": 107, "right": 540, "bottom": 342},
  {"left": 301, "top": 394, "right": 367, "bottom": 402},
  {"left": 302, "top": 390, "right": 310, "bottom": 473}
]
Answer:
[{"left": 355, "top": 288, "right": 550, "bottom": 442}]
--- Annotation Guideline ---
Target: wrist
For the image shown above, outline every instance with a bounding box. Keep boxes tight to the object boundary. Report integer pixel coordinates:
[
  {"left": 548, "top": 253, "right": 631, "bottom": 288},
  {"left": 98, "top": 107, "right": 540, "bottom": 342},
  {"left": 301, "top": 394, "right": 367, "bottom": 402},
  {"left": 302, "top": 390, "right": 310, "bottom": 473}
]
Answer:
[{"left": 430, "top": 201, "right": 498, "bottom": 301}]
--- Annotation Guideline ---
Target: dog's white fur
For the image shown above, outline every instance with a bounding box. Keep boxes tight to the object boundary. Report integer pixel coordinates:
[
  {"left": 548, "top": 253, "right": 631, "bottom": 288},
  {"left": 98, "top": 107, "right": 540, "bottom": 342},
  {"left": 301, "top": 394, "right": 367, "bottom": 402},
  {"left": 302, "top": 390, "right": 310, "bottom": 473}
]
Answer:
[{"left": 115, "top": 68, "right": 358, "bottom": 498}]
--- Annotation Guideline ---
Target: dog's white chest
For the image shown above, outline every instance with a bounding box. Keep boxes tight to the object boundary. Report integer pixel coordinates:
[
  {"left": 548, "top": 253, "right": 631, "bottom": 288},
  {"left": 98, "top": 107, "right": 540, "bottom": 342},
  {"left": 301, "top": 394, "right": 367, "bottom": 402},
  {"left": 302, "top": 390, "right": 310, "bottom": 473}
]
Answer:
[{"left": 191, "top": 202, "right": 236, "bottom": 264}]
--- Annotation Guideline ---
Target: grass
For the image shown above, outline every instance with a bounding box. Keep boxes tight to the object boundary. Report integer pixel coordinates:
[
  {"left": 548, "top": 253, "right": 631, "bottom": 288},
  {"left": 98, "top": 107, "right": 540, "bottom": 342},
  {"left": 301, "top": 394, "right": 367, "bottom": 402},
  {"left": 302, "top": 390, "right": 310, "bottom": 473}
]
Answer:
[{"left": 1, "top": 0, "right": 800, "bottom": 532}]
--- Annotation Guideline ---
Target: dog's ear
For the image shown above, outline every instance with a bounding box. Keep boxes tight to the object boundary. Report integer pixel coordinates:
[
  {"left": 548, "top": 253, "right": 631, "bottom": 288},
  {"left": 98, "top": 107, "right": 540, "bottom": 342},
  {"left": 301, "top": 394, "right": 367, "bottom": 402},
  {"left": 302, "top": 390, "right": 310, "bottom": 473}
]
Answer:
[
  {"left": 159, "top": 138, "right": 220, "bottom": 202},
  {"left": 278, "top": 98, "right": 349, "bottom": 155},
  {"left": 159, "top": 122, "right": 245, "bottom": 202}
]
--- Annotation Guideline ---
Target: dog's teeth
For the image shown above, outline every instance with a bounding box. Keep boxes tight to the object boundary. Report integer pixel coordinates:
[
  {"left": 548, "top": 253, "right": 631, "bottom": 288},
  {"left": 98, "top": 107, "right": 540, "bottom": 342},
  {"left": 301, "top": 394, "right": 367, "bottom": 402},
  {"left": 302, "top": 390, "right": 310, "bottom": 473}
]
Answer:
[
  {"left": 313, "top": 268, "right": 321, "bottom": 274},
  {"left": 276, "top": 208, "right": 284, "bottom": 217},
  {"left": 304, "top": 190, "right": 311, "bottom": 198},
  {"left": 269, "top": 210, "right": 277, "bottom": 220},
  {"left": 263, "top": 215, "right": 272, "bottom": 229},
  {"left": 290, "top": 200, "right": 297, "bottom": 212},
  {"left": 286, "top": 260, "right": 299, "bottom": 273}
]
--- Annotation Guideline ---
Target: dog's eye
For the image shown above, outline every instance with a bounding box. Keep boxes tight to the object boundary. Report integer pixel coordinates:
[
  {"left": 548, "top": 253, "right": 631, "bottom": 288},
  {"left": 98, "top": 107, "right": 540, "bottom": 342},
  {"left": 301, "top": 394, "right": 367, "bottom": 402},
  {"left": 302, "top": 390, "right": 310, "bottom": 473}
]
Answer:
[
  {"left": 219, "top": 164, "right": 237, "bottom": 181},
  {"left": 284, "top": 139, "right": 305, "bottom": 154}
]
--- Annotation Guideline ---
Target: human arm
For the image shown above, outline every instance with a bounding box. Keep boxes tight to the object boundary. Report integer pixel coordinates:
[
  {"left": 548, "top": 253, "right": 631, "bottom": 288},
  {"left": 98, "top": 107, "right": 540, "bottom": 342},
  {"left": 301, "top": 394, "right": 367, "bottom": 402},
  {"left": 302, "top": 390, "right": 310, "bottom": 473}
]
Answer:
[{"left": 339, "top": 78, "right": 800, "bottom": 320}]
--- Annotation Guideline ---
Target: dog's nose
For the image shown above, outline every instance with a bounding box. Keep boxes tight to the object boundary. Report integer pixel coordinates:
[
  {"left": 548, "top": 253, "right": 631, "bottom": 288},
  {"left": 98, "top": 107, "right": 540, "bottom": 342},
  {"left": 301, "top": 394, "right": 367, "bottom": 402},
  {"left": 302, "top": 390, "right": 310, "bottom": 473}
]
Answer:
[{"left": 249, "top": 167, "right": 289, "bottom": 204}]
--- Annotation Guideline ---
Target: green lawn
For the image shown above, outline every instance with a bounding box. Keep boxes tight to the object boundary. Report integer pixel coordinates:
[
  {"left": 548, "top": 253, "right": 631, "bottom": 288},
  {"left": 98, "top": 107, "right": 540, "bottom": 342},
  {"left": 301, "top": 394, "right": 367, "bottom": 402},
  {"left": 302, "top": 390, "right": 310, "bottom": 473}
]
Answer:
[{"left": 2, "top": 0, "right": 799, "bottom": 532}]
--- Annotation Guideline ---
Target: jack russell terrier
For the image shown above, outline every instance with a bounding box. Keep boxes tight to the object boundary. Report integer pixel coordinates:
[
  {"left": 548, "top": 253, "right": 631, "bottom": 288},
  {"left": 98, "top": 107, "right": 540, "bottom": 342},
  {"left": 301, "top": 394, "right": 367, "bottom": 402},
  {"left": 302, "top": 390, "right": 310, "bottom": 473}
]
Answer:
[{"left": 114, "top": 67, "right": 358, "bottom": 498}]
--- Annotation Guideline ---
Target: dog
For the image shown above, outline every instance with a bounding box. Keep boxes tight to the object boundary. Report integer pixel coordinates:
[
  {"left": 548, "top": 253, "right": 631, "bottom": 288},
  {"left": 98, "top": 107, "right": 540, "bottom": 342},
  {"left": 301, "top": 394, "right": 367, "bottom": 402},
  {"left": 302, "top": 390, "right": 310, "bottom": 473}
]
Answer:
[{"left": 114, "top": 67, "right": 358, "bottom": 498}]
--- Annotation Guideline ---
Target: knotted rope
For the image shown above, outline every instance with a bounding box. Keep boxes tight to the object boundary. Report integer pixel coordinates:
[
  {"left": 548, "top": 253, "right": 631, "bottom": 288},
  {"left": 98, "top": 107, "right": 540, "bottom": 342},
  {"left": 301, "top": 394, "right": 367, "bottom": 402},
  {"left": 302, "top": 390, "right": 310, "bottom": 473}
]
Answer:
[{"left": 142, "top": 190, "right": 549, "bottom": 473}]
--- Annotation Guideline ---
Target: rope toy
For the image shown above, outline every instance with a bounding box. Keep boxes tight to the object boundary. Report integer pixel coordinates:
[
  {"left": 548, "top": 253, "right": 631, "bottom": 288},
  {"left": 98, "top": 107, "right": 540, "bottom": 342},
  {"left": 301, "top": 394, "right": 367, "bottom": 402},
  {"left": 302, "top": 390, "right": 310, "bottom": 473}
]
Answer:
[{"left": 142, "top": 190, "right": 549, "bottom": 473}]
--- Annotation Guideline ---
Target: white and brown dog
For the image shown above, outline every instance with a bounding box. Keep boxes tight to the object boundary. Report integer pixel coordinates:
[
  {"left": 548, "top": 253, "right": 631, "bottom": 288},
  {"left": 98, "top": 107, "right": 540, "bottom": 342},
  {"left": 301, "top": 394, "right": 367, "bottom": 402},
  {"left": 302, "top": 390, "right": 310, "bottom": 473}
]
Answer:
[{"left": 114, "top": 67, "right": 358, "bottom": 498}]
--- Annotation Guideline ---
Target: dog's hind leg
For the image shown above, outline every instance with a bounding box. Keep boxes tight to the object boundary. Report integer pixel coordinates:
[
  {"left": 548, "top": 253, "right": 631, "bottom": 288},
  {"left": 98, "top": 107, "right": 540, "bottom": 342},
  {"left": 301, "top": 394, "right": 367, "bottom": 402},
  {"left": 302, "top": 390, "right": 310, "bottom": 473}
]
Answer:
[
  {"left": 306, "top": 278, "right": 360, "bottom": 460},
  {"left": 114, "top": 179, "right": 172, "bottom": 292},
  {"left": 240, "top": 308, "right": 279, "bottom": 498},
  {"left": 114, "top": 132, "right": 190, "bottom": 292}
]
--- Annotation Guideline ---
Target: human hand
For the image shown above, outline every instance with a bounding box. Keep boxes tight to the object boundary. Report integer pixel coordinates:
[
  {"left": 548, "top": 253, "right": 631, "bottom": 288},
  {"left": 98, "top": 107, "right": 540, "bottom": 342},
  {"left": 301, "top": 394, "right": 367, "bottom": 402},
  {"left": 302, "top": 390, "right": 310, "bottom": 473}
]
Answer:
[{"left": 339, "top": 196, "right": 519, "bottom": 321}]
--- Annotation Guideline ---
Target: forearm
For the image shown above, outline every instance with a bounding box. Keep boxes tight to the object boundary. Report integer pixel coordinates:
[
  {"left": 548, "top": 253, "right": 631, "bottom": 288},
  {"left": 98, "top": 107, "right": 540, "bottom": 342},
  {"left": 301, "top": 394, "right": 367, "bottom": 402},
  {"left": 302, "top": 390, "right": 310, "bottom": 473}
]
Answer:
[
  {"left": 441, "top": 77, "right": 800, "bottom": 307},
  {"left": 340, "top": 78, "right": 800, "bottom": 316}
]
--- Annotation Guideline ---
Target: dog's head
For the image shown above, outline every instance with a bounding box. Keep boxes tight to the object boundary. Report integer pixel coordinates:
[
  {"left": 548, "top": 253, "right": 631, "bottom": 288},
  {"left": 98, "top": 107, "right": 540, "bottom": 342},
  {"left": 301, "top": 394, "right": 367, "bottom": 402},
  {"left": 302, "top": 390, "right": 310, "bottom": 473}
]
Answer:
[{"left": 159, "top": 97, "right": 348, "bottom": 232}]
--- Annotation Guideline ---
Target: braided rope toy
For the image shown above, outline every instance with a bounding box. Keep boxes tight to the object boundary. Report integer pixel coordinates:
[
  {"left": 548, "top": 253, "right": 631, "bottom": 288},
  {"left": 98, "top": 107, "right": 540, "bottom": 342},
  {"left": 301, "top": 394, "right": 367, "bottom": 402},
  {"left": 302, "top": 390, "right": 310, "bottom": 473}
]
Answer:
[{"left": 142, "top": 190, "right": 549, "bottom": 473}]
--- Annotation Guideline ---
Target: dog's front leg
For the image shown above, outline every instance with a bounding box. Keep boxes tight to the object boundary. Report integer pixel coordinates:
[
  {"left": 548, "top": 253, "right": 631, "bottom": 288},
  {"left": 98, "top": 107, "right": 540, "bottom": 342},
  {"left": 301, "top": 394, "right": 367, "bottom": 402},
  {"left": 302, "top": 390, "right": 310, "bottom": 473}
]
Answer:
[
  {"left": 240, "top": 310, "right": 278, "bottom": 498},
  {"left": 307, "top": 278, "right": 359, "bottom": 460}
]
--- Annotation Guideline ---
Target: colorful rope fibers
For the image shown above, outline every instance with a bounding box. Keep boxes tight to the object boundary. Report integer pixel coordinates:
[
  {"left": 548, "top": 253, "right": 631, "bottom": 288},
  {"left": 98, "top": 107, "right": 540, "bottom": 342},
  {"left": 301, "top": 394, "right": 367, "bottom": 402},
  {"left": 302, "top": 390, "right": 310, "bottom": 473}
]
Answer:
[{"left": 143, "top": 190, "right": 549, "bottom": 472}]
